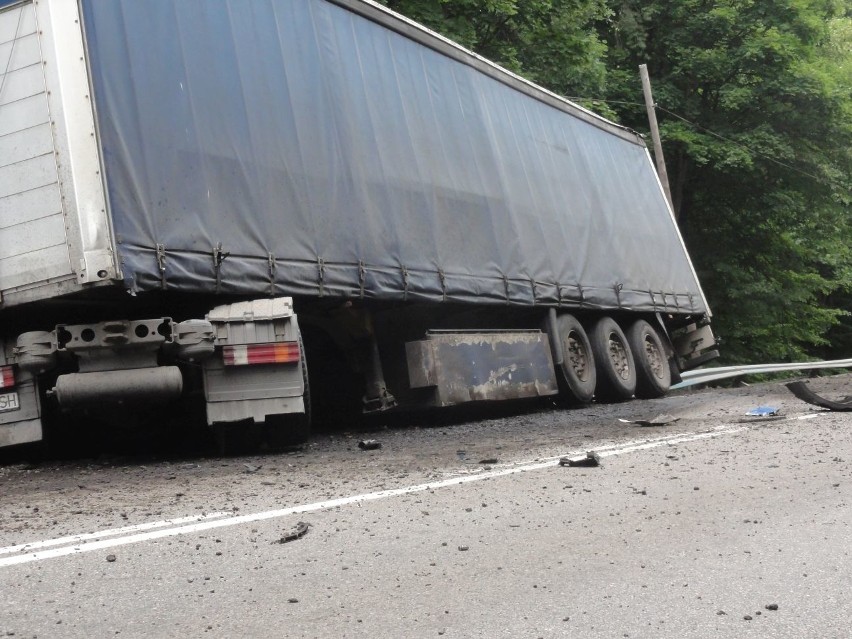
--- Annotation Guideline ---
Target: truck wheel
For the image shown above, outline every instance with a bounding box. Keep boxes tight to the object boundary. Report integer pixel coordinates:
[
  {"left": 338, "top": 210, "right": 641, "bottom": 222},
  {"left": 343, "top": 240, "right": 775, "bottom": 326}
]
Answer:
[
  {"left": 264, "top": 335, "right": 312, "bottom": 451},
  {"left": 554, "top": 313, "right": 596, "bottom": 403},
  {"left": 627, "top": 320, "right": 671, "bottom": 398},
  {"left": 589, "top": 316, "right": 636, "bottom": 401}
]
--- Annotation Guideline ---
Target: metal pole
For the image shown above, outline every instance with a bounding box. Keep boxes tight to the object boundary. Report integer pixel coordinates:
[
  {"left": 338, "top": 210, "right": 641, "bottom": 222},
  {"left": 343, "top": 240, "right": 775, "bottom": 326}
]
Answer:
[{"left": 639, "top": 64, "right": 674, "bottom": 213}]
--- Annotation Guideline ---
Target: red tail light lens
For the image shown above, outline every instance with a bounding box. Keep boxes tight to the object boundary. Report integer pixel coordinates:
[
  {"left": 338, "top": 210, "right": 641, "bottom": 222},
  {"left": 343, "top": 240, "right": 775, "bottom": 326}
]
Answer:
[
  {"left": 222, "top": 342, "right": 300, "bottom": 366},
  {"left": 0, "top": 365, "right": 15, "bottom": 390}
]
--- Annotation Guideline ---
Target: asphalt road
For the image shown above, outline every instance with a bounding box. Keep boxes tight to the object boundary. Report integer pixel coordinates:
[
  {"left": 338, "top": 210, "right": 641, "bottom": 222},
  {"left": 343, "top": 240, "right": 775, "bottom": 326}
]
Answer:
[{"left": 1, "top": 374, "right": 851, "bottom": 638}]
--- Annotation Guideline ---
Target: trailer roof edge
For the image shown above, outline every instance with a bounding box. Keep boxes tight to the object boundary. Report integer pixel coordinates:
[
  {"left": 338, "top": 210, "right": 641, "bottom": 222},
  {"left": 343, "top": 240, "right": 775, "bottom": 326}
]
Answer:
[{"left": 328, "top": 0, "right": 646, "bottom": 147}]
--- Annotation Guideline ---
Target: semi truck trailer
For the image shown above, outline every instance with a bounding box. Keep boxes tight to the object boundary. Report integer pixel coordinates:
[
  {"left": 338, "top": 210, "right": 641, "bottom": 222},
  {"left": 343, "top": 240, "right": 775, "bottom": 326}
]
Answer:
[{"left": 0, "top": 0, "right": 718, "bottom": 450}]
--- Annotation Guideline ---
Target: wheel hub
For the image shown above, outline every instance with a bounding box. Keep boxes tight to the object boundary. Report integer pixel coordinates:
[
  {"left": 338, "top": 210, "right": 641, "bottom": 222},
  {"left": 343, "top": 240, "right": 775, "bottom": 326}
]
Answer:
[
  {"left": 644, "top": 336, "right": 665, "bottom": 379},
  {"left": 565, "top": 334, "right": 590, "bottom": 381},
  {"left": 607, "top": 334, "right": 631, "bottom": 380}
]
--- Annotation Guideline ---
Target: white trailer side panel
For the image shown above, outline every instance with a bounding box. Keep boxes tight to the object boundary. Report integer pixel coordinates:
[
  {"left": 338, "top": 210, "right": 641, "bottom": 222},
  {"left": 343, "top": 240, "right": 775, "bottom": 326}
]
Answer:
[
  {"left": 0, "top": 1, "right": 69, "bottom": 292},
  {"left": 0, "top": 0, "right": 118, "bottom": 307}
]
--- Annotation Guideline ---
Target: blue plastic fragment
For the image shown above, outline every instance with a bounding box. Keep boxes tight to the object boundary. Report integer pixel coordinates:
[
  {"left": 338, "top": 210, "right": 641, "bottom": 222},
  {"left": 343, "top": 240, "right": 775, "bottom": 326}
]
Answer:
[{"left": 745, "top": 406, "right": 780, "bottom": 417}]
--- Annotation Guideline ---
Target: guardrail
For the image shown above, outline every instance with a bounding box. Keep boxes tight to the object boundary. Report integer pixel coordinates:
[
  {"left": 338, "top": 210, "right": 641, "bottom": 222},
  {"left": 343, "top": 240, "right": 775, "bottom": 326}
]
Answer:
[{"left": 672, "top": 358, "right": 852, "bottom": 389}]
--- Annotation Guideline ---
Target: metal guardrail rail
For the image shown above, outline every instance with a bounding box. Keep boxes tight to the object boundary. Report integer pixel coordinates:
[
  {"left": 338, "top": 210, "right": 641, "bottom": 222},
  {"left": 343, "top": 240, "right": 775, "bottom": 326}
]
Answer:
[{"left": 672, "top": 358, "right": 852, "bottom": 389}]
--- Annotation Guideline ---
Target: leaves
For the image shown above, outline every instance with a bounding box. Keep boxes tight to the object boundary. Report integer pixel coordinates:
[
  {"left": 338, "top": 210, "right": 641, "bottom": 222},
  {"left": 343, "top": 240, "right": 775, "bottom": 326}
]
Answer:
[
  {"left": 380, "top": 0, "right": 611, "bottom": 92},
  {"left": 601, "top": 0, "right": 852, "bottom": 362}
]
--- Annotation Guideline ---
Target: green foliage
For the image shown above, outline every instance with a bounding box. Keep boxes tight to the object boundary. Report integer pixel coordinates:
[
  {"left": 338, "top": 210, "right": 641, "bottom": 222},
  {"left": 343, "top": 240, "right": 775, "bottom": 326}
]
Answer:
[
  {"left": 379, "top": 0, "right": 611, "bottom": 96},
  {"left": 599, "top": 0, "right": 852, "bottom": 363},
  {"left": 381, "top": 0, "right": 852, "bottom": 363}
]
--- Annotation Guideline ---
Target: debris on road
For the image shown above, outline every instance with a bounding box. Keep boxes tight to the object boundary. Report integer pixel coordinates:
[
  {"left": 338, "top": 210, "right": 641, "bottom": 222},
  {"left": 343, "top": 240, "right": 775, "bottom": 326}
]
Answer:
[
  {"left": 106, "top": 554, "right": 116, "bottom": 562},
  {"left": 358, "top": 440, "right": 382, "bottom": 450},
  {"left": 478, "top": 458, "right": 498, "bottom": 465},
  {"left": 242, "top": 463, "right": 262, "bottom": 474},
  {"left": 765, "top": 603, "right": 779, "bottom": 611},
  {"left": 786, "top": 381, "right": 852, "bottom": 412},
  {"left": 276, "top": 521, "right": 312, "bottom": 544},
  {"left": 617, "top": 414, "right": 680, "bottom": 427},
  {"left": 745, "top": 406, "right": 780, "bottom": 417},
  {"left": 559, "top": 452, "right": 601, "bottom": 468}
]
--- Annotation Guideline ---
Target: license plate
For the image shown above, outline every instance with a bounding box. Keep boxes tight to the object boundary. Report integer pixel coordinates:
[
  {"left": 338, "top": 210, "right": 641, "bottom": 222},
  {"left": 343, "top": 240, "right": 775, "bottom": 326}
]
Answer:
[{"left": 0, "top": 392, "right": 20, "bottom": 413}]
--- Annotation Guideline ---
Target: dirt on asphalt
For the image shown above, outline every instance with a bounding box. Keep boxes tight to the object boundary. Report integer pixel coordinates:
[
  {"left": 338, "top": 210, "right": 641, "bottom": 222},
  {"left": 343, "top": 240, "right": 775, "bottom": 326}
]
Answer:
[{"left": 1, "top": 373, "right": 850, "bottom": 547}]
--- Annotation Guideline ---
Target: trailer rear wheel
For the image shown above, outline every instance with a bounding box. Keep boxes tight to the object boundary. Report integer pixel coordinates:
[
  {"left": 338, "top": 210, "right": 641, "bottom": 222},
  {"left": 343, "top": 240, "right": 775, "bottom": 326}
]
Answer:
[
  {"left": 589, "top": 316, "right": 636, "bottom": 401},
  {"left": 554, "top": 313, "right": 596, "bottom": 403},
  {"left": 627, "top": 320, "right": 671, "bottom": 398},
  {"left": 264, "top": 335, "right": 312, "bottom": 451}
]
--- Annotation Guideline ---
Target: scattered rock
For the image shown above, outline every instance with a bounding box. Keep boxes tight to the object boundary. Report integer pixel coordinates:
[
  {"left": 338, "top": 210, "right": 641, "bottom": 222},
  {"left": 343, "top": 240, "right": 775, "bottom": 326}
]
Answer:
[
  {"left": 358, "top": 440, "right": 382, "bottom": 451},
  {"left": 765, "top": 603, "right": 779, "bottom": 611},
  {"left": 743, "top": 615, "right": 752, "bottom": 621},
  {"left": 106, "top": 554, "right": 116, "bottom": 563}
]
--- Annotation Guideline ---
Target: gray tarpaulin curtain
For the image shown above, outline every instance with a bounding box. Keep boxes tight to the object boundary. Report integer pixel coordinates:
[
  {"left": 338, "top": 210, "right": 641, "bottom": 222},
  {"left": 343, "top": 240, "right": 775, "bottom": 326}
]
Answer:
[{"left": 80, "top": 0, "right": 707, "bottom": 315}]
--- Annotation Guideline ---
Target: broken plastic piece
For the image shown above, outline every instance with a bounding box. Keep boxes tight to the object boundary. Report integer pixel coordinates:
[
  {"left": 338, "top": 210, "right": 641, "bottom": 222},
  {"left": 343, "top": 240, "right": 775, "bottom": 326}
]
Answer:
[
  {"left": 276, "top": 521, "right": 311, "bottom": 544},
  {"left": 358, "top": 439, "right": 382, "bottom": 450},
  {"left": 617, "top": 414, "right": 680, "bottom": 427},
  {"left": 559, "top": 451, "right": 601, "bottom": 467},
  {"left": 786, "top": 381, "right": 852, "bottom": 412}
]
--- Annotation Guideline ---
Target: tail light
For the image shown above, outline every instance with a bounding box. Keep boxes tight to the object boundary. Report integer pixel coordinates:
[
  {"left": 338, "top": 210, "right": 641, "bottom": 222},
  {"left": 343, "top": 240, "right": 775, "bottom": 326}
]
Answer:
[
  {"left": 0, "top": 365, "right": 15, "bottom": 390},
  {"left": 222, "top": 342, "right": 300, "bottom": 366}
]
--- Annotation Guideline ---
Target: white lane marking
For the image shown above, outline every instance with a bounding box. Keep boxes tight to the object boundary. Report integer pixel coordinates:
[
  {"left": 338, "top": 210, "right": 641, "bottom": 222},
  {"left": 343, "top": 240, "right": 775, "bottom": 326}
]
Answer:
[
  {"left": 0, "top": 425, "right": 745, "bottom": 568},
  {"left": 0, "top": 512, "right": 231, "bottom": 556}
]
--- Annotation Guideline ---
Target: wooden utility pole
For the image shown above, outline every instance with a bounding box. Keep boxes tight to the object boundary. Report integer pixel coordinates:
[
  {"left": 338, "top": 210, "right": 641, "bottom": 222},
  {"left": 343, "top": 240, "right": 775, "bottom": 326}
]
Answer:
[{"left": 639, "top": 64, "right": 674, "bottom": 213}]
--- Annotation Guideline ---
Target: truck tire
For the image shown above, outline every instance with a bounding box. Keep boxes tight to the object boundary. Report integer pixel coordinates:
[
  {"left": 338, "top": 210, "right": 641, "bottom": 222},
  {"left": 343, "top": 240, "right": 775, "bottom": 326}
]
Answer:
[
  {"left": 264, "top": 335, "right": 312, "bottom": 451},
  {"left": 589, "top": 316, "right": 636, "bottom": 401},
  {"left": 626, "top": 320, "right": 671, "bottom": 398},
  {"left": 554, "top": 313, "right": 596, "bottom": 403}
]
